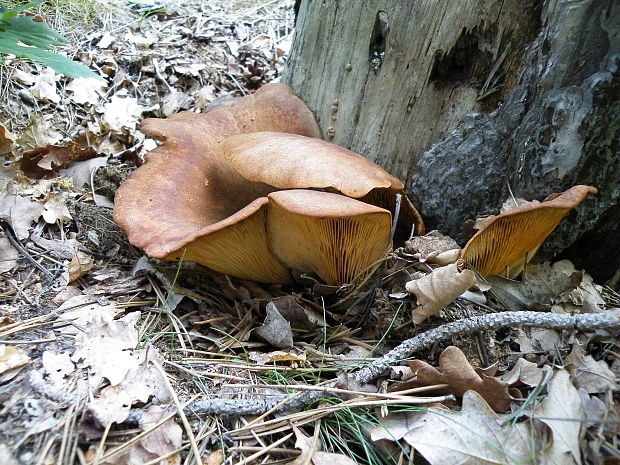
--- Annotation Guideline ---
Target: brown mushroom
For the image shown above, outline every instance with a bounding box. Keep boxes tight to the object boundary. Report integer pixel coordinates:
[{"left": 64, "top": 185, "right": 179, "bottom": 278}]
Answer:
[
  {"left": 266, "top": 189, "right": 393, "bottom": 285},
  {"left": 113, "top": 83, "right": 321, "bottom": 283},
  {"left": 461, "top": 185, "right": 597, "bottom": 277},
  {"left": 222, "top": 131, "right": 425, "bottom": 236}
]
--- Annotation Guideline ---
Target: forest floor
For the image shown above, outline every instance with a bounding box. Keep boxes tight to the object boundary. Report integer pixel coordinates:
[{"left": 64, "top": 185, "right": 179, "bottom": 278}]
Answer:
[{"left": 0, "top": 1, "right": 619, "bottom": 464}]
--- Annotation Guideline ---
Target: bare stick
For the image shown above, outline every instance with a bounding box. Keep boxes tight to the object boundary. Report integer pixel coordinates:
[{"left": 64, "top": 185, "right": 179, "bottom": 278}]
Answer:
[{"left": 354, "top": 310, "right": 619, "bottom": 384}]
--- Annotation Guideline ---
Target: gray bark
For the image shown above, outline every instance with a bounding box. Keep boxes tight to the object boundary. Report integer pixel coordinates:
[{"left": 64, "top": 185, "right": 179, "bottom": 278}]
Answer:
[{"left": 284, "top": 0, "right": 620, "bottom": 282}]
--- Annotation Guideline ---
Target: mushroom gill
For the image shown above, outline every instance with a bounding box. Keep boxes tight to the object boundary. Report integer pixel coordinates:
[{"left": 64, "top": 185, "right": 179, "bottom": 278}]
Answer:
[
  {"left": 266, "top": 189, "right": 393, "bottom": 285},
  {"left": 461, "top": 185, "right": 597, "bottom": 277}
]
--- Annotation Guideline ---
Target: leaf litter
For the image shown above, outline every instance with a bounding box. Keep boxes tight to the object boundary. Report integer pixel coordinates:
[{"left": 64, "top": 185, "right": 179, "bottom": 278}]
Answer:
[{"left": 0, "top": 1, "right": 618, "bottom": 464}]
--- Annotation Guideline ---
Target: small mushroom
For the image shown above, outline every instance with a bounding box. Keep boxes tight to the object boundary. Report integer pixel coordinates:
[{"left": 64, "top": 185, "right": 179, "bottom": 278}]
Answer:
[
  {"left": 461, "top": 185, "right": 597, "bottom": 277},
  {"left": 222, "top": 131, "right": 425, "bottom": 235},
  {"left": 114, "top": 83, "right": 320, "bottom": 283},
  {"left": 266, "top": 189, "right": 392, "bottom": 285}
]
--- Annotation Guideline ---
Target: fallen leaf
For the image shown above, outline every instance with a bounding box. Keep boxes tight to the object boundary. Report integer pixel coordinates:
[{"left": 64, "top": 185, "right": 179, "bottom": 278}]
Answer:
[
  {"left": 30, "top": 235, "right": 84, "bottom": 260},
  {"left": 515, "top": 328, "right": 564, "bottom": 354},
  {"left": 96, "top": 32, "right": 115, "bottom": 48},
  {"left": 0, "top": 192, "right": 44, "bottom": 239},
  {"left": 11, "top": 68, "right": 36, "bottom": 86},
  {"left": 66, "top": 77, "right": 107, "bottom": 104},
  {"left": 500, "top": 358, "right": 549, "bottom": 387},
  {"left": 71, "top": 310, "right": 141, "bottom": 387},
  {"left": 0, "top": 235, "right": 19, "bottom": 273},
  {"left": 162, "top": 90, "right": 190, "bottom": 116},
  {"left": 254, "top": 302, "right": 293, "bottom": 349},
  {"left": 203, "top": 450, "right": 225, "bottom": 465},
  {"left": 29, "top": 67, "right": 60, "bottom": 103},
  {"left": 42, "top": 194, "right": 72, "bottom": 223},
  {"left": 269, "top": 295, "right": 326, "bottom": 329},
  {"left": 487, "top": 262, "right": 578, "bottom": 311},
  {"left": 248, "top": 350, "right": 307, "bottom": 367},
  {"left": 406, "top": 263, "right": 477, "bottom": 323},
  {"left": 100, "top": 94, "right": 144, "bottom": 132},
  {"left": 90, "top": 385, "right": 133, "bottom": 426},
  {"left": 58, "top": 155, "right": 109, "bottom": 187},
  {"left": 0, "top": 443, "right": 19, "bottom": 465},
  {"left": 20, "top": 142, "right": 99, "bottom": 178},
  {"left": 102, "top": 405, "right": 182, "bottom": 465},
  {"left": 291, "top": 426, "right": 357, "bottom": 465},
  {"left": 552, "top": 260, "right": 605, "bottom": 312},
  {"left": 194, "top": 84, "right": 217, "bottom": 111},
  {"left": 67, "top": 252, "right": 94, "bottom": 282},
  {"left": 565, "top": 344, "right": 617, "bottom": 393},
  {"left": 0, "top": 124, "right": 16, "bottom": 154},
  {"left": 0, "top": 345, "right": 30, "bottom": 374},
  {"left": 404, "top": 346, "right": 516, "bottom": 412},
  {"left": 371, "top": 390, "right": 534, "bottom": 465},
  {"left": 17, "top": 116, "right": 63, "bottom": 151},
  {"left": 536, "top": 369, "right": 583, "bottom": 465}
]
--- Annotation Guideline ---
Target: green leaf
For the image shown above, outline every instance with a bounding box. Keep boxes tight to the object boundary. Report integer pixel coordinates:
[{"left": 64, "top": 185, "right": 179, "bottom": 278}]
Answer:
[
  {"left": 0, "top": 1, "right": 41, "bottom": 21},
  {"left": 0, "top": 38, "right": 98, "bottom": 79},
  {"left": 0, "top": 1, "right": 101, "bottom": 80}
]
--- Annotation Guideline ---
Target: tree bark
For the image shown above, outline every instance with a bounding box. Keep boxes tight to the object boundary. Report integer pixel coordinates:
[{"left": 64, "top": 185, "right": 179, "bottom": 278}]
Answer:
[{"left": 284, "top": 0, "right": 619, "bottom": 283}]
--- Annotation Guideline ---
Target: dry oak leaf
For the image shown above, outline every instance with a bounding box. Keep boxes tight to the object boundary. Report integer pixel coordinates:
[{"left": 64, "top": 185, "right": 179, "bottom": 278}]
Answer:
[
  {"left": 371, "top": 390, "right": 534, "bottom": 465},
  {"left": 406, "top": 263, "right": 476, "bottom": 323},
  {"left": 565, "top": 344, "right": 617, "bottom": 393},
  {"left": 406, "top": 346, "right": 517, "bottom": 412}
]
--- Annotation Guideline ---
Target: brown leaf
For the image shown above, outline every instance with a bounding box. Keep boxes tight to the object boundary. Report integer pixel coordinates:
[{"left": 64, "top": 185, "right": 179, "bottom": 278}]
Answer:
[
  {"left": 67, "top": 252, "right": 94, "bottom": 283},
  {"left": 20, "top": 142, "right": 98, "bottom": 178},
  {"left": 0, "top": 192, "right": 44, "bottom": 240},
  {"left": 405, "top": 346, "right": 516, "bottom": 412},
  {"left": 406, "top": 263, "right": 476, "bottom": 323},
  {"left": 0, "top": 235, "right": 19, "bottom": 273}
]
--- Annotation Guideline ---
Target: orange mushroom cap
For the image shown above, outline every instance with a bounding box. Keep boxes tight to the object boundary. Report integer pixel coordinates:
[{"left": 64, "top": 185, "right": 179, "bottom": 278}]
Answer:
[
  {"left": 461, "top": 185, "right": 597, "bottom": 277},
  {"left": 113, "top": 83, "right": 320, "bottom": 283},
  {"left": 223, "top": 131, "right": 425, "bottom": 235},
  {"left": 266, "top": 190, "right": 393, "bottom": 285}
]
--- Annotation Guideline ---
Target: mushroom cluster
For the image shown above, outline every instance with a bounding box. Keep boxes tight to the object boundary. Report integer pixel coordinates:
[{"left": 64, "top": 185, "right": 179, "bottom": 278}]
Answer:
[
  {"left": 114, "top": 84, "right": 596, "bottom": 285},
  {"left": 114, "top": 84, "right": 424, "bottom": 285}
]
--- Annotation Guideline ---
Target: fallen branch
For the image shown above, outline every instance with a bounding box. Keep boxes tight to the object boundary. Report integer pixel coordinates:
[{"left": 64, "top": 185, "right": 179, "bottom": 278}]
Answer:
[{"left": 125, "top": 310, "right": 619, "bottom": 421}]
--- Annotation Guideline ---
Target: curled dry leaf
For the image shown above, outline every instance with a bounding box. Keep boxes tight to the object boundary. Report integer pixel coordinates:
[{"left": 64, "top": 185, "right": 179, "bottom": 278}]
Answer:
[
  {"left": 406, "top": 263, "right": 476, "bottom": 323},
  {"left": 402, "top": 346, "right": 517, "bottom": 412},
  {"left": 67, "top": 252, "right": 94, "bottom": 283},
  {"left": 291, "top": 426, "right": 357, "bottom": 465}
]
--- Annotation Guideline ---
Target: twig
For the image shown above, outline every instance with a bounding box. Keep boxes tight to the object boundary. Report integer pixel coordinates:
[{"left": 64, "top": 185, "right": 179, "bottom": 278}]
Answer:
[
  {"left": 124, "top": 310, "right": 619, "bottom": 419},
  {"left": 354, "top": 311, "right": 619, "bottom": 384},
  {"left": 233, "top": 433, "right": 293, "bottom": 465},
  {"left": 2, "top": 221, "right": 54, "bottom": 279}
]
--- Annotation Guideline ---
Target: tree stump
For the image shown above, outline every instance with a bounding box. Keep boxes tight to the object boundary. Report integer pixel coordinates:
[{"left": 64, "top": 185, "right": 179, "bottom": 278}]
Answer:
[{"left": 283, "top": 0, "right": 619, "bottom": 283}]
